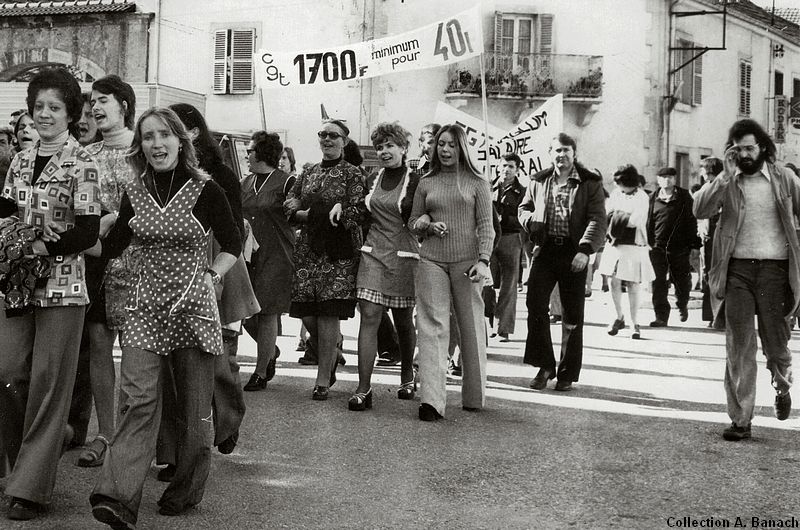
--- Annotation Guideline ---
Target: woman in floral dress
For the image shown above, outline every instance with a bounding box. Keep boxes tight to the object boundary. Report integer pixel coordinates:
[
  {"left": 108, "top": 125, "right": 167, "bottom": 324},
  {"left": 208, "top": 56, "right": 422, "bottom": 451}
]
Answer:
[{"left": 283, "top": 119, "right": 366, "bottom": 401}]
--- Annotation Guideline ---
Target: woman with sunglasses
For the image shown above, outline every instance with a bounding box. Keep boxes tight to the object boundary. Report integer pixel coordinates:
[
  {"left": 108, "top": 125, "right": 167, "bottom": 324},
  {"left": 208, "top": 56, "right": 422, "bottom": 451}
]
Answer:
[
  {"left": 283, "top": 119, "right": 366, "bottom": 401},
  {"left": 599, "top": 165, "right": 654, "bottom": 340},
  {"left": 409, "top": 123, "right": 494, "bottom": 421},
  {"left": 241, "top": 131, "right": 295, "bottom": 391}
]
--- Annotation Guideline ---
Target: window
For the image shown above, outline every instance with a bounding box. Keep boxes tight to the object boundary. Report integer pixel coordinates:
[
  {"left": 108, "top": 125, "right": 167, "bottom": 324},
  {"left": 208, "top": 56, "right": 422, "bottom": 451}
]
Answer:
[
  {"left": 673, "top": 38, "right": 702, "bottom": 106},
  {"left": 775, "top": 70, "right": 784, "bottom": 96},
  {"left": 675, "top": 152, "right": 691, "bottom": 187},
  {"left": 794, "top": 78, "right": 800, "bottom": 98},
  {"left": 493, "top": 12, "right": 553, "bottom": 72},
  {"left": 213, "top": 28, "right": 256, "bottom": 95},
  {"left": 739, "top": 59, "right": 752, "bottom": 116}
]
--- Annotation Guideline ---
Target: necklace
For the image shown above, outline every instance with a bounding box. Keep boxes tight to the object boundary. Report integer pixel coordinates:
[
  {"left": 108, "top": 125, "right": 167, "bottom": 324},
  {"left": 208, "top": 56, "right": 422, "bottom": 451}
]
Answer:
[
  {"left": 154, "top": 169, "right": 176, "bottom": 207},
  {"left": 254, "top": 169, "right": 275, "bottom": 194}
]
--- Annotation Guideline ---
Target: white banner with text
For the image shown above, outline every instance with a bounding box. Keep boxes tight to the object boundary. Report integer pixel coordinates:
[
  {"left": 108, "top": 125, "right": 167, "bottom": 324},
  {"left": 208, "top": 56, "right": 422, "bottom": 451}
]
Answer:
[
  {"left": 434, "top": 94, "right": 563, "bottom": 185},
  {"left": 255, "top": 6, "right": 483, "bottom": 88}
]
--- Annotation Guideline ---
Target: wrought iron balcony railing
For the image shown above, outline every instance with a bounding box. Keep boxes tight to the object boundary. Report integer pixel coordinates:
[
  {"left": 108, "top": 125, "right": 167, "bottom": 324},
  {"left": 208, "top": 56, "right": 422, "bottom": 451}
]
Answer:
[{"left": 446, "top": 53, "right": 603, "bottom": 99}]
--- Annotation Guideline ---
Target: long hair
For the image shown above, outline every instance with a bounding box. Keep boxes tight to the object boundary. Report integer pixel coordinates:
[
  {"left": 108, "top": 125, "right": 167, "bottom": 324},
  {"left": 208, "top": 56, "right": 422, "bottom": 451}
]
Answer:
[
  {"left": 128, "top": 107, "right": 208, "bottom": 182},
  {"left": 282, "top": 146, "right": 296, "bottom": 174},
  {"left": 169, "top": 103, "right": 223, "bottom": 171},
  {"left": 725, "top": 119, "right": 776, "bottom": 164},
  {"left": 428, "top": 123, "right": 483, "bottom": 179}
]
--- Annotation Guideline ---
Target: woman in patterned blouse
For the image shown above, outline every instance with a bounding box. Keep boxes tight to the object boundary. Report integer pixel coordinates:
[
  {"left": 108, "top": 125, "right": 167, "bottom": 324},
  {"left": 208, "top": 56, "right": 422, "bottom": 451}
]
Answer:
[
  {"left": 0, "top": 67, "right": 101, "bottom": 521},
  {"left": 283, "top": 119, "right": 366, "bottom": 401}
]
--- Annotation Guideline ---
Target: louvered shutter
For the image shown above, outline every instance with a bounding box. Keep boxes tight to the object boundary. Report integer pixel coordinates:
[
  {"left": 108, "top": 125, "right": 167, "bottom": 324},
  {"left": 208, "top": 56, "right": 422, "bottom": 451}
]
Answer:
[
  {"left": 230, "top": 29, "right": 255, "bottom": 94},
  {"left": 538, "top": 14, "right": 553, "bottom": 55},
  {"left": 739, "top": 60, "right": 751, "bottom": 116},
  {"left": 213, "top": 29, "right": 228, "bottom": 94},
  {"left": 492, "top": 12, "right": 503, "bottom": 71},
  {"left": 692, "top": 49, "right": 702, "bottom": 106}
]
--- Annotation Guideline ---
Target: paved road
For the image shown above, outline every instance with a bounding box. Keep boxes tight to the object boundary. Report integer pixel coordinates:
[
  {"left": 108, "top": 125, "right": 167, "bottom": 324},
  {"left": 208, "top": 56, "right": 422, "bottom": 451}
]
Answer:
[{"left": 3, "top": 283, "right": 800, "bottom": 529}]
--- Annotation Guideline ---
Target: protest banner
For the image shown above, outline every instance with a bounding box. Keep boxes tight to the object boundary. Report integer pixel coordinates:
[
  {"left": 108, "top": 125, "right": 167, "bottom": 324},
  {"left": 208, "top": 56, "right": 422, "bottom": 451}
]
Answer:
[
  {"left": 488, "top": 94, "right": 563, "bottom": 184},
  {"left": 255, "top": 6, "right": 482, "bottom": 89},
  {"left": 434, "top": 95, "right": 563, "bottom": 185}
]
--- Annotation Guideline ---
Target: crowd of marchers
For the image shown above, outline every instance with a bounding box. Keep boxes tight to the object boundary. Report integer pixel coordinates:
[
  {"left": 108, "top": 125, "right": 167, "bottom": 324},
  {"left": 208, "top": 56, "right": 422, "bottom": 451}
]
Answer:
[{"left": 0, "top": 67, "right": 796, "bottom": 529}]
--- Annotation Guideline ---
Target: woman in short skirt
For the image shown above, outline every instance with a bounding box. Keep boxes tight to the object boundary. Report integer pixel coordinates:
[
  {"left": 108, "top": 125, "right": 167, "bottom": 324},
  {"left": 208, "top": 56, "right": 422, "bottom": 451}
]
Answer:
[{"left": 599, "top": 165, "right": 654, "bottom": 339}]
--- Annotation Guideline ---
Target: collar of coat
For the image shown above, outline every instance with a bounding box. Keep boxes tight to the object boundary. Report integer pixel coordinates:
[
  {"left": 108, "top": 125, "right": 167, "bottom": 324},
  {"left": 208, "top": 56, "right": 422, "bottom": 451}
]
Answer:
[{"left": 531, "top": 163, "right": 601, "bottom": 184}]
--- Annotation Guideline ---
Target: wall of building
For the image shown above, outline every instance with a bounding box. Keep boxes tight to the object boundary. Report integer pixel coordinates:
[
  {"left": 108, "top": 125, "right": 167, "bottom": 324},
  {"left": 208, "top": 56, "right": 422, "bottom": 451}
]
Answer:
[
  {"left": 0, "top": 13, "right": 152, "bottom": 83},
  {"left": 670, "top": 0, "right": 800, "bottom": 185}
]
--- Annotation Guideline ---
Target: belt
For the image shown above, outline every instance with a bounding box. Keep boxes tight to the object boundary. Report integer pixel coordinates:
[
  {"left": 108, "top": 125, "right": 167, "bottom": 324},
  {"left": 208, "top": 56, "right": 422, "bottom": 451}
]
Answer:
[{"left": 548, "top": 236, "right": 569, "bottom": 246}]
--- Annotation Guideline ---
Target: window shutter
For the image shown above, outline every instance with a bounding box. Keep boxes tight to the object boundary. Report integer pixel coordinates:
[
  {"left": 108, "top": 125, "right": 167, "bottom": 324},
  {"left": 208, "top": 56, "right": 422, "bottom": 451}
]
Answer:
[
  {"left": 538, "top": 14, "right": 554, "bottom": 55},
  {"left": 213, "top": 29, "right": 228, "bottom": 95},
  {"left": 230, "top": 29, "right": 255, "bottom": 94},
  {"left": 692, "top": 48, "right": 702, "bottom": 105},
  {"left": 492, "top": 11, "right": 503, "bottom": 71},
  {"left": 739, "top": 60, "right": 751, "bottom": 116}
]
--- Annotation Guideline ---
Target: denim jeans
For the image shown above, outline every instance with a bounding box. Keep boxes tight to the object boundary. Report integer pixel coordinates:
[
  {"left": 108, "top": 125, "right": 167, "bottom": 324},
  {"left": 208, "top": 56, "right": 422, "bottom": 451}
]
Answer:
[
  {"left": 524, "top": 242, "right": 588, "bottom": 382},
  {"left": 724, "top": 258, "right": 793, "bottom": 426},
  {"left": 416, "top": 258, "right": 487, "bottom": 416},
  {"left": 92, "top": 346, "right": 214, "bottom": 522}
]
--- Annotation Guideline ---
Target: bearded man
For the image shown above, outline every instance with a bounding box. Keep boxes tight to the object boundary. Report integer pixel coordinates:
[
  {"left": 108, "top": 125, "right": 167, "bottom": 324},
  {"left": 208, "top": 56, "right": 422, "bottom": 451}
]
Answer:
[{"left": 694, "top": 118, "right": 800, "bottom": 441}]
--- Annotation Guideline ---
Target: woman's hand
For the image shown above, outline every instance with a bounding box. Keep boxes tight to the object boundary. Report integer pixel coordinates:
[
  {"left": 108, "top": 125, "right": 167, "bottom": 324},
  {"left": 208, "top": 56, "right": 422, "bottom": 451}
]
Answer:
[
  {"left": 413, "top": 214, "right": 431, "bottom": 233},
  {"left": 41, "top": 221, "right": 64, "bottom": 243},
  {"left": 283, "top": 197, "right": 302, "bottom": 217},
  {"left": 430, "top": 221, "right": 448, "bottom": 238},
  {"left": 329, "top": 203, "right": 342, "bottom": 226},
  {"left": 99, "top": 213, "right": 118, "bottom": 238},
  {"left": 467, "top": 260, "right": 489, "bottom": 283}
]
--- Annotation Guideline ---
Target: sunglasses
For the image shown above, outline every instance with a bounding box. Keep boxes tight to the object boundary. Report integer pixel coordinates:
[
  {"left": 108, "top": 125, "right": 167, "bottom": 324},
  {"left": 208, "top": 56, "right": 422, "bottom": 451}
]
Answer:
[{"left": 317, "top": 131, "right": 344, "bottom": 140}]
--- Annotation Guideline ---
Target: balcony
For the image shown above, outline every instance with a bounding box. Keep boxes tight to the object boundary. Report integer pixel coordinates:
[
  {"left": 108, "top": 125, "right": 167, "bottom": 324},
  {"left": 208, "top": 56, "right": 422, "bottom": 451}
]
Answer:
[{"left": 445, "top": 53, "right": 603, "bottom": 101}]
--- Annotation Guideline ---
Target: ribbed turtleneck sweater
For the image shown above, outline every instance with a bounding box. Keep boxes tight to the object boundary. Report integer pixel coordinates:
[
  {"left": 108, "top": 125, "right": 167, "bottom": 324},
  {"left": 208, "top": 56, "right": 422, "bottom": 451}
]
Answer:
[
  {"left": 99, "top": 127, "right": 134, "bottom": 149},
  {"left": 409, "top": 166, "right": 494, "bottom": 263}
]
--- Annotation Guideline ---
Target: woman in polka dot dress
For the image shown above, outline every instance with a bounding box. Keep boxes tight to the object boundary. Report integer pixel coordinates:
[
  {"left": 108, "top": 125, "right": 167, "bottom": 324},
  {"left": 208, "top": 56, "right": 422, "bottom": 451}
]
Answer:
[{"left": 86, "top": 107, "right": 241, "bottom": 529}]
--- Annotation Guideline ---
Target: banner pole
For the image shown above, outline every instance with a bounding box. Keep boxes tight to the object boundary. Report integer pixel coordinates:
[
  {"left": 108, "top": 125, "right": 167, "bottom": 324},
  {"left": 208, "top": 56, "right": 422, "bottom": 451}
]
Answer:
[{"left": 479, "top": 51, "right": 491, "bottom": 182}]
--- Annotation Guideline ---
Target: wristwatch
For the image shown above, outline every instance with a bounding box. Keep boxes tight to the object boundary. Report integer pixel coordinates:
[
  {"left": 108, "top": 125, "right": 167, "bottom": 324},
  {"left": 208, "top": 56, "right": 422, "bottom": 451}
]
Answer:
[{"left": 205, "top": 268, "right": 222, "bottom": 285}]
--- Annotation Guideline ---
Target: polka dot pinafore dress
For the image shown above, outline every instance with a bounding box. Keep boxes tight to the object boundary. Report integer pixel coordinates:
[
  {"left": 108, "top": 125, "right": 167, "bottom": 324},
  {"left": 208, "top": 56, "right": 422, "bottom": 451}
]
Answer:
[{"left": 121, "top": 175, "right": 222, "bottom": 356}]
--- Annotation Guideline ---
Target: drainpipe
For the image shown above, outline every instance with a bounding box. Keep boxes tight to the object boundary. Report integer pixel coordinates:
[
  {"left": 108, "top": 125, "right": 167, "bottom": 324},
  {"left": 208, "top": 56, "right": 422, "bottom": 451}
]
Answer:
[
  {"left": 663, "top": 1, "right": 678, "bottom": 170},
  {"left": 153, "top": 0, "right": 161, "bottom": 85}
]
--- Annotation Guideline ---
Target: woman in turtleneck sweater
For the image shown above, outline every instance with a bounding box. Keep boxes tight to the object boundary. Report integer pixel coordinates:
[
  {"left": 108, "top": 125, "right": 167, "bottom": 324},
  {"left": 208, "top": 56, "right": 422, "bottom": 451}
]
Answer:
[
  {"left": 348, "top": 122, "right": 419, "bottom": 411},
  {"left": 88, "top": 107, "right": 240, "bottom": 527},
  {"left": 0, "top": 68, "right": 101, "bottom": 521},
  {"left": 283, "top": 119, "right": 367, "bottom": 401},
  {"left": 74, "top": 75, "right": 137, "bottom": 469},
  {"left": 408, "top": 123, "right": 494, "bottom": 422}
]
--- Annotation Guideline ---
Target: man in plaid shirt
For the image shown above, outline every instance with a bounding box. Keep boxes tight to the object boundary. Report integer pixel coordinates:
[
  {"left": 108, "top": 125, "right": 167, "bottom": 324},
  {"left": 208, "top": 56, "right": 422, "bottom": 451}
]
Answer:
[{"left": 518, "top": 133, "right": 607, "bottom": 391}]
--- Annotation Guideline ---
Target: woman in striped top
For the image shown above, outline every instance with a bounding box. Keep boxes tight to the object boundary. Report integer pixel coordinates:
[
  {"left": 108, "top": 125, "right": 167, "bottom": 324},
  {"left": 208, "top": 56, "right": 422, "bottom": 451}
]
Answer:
[{"left": 408, "top": 123, "right": 494, "bottom": 421}]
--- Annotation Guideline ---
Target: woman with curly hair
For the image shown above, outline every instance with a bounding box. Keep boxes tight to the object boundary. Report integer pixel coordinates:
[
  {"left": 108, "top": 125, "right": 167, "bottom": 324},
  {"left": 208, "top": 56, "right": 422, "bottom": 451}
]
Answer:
[
  {"left": 241, "top": 131, "right": 295, "bottom": 391},
  {"left": 348, "top": 122, "right": 419, "bottom": 411},
  {"left": 87, "top": 107, "right": 240, "bottom": 527},
  {"left": 0, "top": 67, "right": 101, "bottom": 520},
  {"left": 283, "top": 119, "right": 366, "bottom": 401},
  {"left": 409, "top": 123, "right": 494, "bottom": 421}
]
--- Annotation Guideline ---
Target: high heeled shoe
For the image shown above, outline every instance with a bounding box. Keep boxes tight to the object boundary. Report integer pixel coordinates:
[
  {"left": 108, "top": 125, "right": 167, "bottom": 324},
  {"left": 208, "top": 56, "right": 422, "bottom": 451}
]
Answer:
[
  {"left": 312, "top": 385, "right": 329, "bottom": 401},
  {"left": 397, "top": 381, "right": 416, "bottom": 400},
  {"left": 348, "top": 389, "right": 373, "bottom": 411}
]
